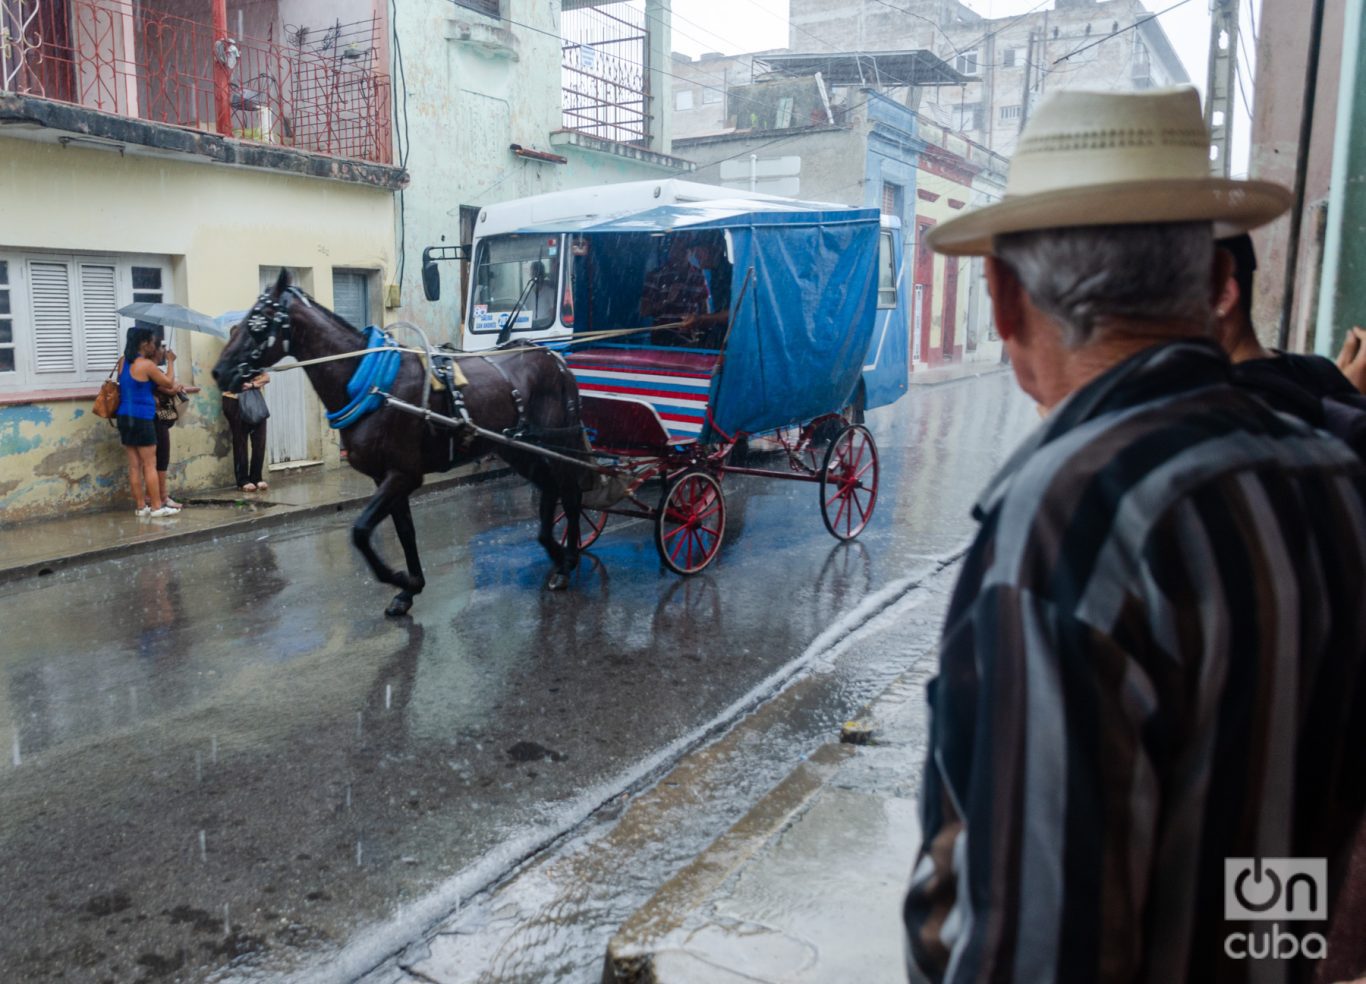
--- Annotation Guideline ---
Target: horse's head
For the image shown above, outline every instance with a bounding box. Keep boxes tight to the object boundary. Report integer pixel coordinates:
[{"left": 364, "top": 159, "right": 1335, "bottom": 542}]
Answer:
[{"left": 212, "top": 268, "right": 305, "bottom": 393}]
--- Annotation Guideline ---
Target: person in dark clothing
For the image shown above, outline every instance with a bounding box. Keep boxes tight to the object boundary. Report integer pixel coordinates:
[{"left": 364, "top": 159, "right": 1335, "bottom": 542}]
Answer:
[
  {"left": 905, "top": 89, "right": 1366, "bottom": 984},
  {"left": 221, "top": 371, "right": 270, "bottom": 492},
  {"left": 1215, "top": 233, "right": 1366, "bottom": 454}
]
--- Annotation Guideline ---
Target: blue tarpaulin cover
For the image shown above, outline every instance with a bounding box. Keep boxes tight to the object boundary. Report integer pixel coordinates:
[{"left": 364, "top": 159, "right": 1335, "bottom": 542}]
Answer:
[{"left": 516, "top": 202, "right": 881, "bottom": 440}]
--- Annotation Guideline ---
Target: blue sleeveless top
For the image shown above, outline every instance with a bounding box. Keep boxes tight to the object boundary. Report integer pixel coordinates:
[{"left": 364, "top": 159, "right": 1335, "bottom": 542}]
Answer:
[{"left": 117, "top": 359, "right": 157, "bottom": 420}]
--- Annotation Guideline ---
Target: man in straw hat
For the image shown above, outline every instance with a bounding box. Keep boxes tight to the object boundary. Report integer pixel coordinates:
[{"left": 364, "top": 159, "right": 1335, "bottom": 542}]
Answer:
[{"left": 903, "top": 88, "right": 1366, "bottom": 983}]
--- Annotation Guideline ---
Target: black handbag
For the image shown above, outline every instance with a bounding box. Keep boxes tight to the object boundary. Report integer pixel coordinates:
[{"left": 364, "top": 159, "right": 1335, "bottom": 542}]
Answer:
[
  {"left": 238, "top": 386, "right": 270, "bottom": 427},
  {"left": 155, "top": 393, "right": 180, "bottom": 424}
]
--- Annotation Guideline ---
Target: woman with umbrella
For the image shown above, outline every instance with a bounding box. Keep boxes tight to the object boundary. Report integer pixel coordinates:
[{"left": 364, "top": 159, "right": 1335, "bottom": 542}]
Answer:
[{"left": 118, "top": 326, "right": 187, "bottom": 517}]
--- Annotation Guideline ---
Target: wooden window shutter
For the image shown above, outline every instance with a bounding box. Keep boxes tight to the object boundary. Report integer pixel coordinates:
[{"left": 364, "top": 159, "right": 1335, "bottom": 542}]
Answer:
[
  {"left": 80, "top": 263, "right": 121, "bottom": 372},
  {"left": 29, "top": 261, "right": 76, "bottom": 374}
]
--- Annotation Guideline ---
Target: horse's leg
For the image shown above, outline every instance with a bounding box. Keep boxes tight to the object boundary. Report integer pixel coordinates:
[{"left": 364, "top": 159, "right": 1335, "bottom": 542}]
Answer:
[
  {"left": 352, "top": 471, "right": 422, "bottom": 614},
  {"left": 535, "top": 474, "right": 570, "bottom": 591},
  {"left": 386, "top": 496, "right": 426, "bottom": 617},
  {"left": 558, "top": 468, "right": 583, "bottom": 576}
]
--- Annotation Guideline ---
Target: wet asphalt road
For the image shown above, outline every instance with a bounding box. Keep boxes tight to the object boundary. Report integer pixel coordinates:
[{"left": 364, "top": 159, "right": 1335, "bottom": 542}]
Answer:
[{"left": 0, "top": 371, "right": 1032, "bottom": 983}]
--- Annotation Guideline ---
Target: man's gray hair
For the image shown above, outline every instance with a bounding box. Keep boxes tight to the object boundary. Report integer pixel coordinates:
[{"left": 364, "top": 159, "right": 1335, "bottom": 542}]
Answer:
[{"left": 993, "top": 222, "right": 1214, "bottom": 348}]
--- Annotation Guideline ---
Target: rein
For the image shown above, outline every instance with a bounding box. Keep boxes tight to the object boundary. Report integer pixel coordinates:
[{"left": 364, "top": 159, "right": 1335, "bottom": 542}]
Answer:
[{"left": 246, "top": 322, "right": 689, "bottom": 375}]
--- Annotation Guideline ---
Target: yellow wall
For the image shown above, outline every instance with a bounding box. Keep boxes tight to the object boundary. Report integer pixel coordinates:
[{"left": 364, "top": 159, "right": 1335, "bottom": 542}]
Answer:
[
  {"left": 914, "top": 169, "right": 975, "bottom": 359},
  {"left": 0, "top": 139, "right": 395, "bottom": 523}
]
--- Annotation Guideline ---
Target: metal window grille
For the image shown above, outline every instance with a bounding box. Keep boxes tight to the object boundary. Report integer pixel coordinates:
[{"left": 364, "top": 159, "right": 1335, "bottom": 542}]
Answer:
[
  {"left": 561, "top": 2, "right": 650, "bottom": 144},
  {"left": 452, "top": 0, "right": 499, "bottom": 17},
  {"left": 3, "top": 0, "right": 392, "bottom": 165},
  {"left": 881, "top": 182, "right": 901, "bottom": 215},
  {"left": 0, "top": 261, "right": 13, "bottom": 374}
]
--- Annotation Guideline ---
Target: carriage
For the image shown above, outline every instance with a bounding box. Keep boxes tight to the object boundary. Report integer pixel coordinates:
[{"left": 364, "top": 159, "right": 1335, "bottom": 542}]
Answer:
[
  {"left": 432, "top": 181, "right": 911, "bottom": 575},
  {"left": 214, "top": 185, "right": 910, "bottom": 615}
]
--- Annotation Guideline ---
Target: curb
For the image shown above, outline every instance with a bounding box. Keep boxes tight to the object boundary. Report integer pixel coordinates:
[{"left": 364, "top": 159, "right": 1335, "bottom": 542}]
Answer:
[
  {"left": 908, "top": 364, "right": 1010, "bottom": 387},
  {"left": 0, "top": 464, "right": 509, "bottom": 586},
  {"left": 603, "top": 742, "right": 855, "bottom": 984}
]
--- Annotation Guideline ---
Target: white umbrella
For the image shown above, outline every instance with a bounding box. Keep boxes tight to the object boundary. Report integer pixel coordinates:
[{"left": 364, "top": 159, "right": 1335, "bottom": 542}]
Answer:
[{"left": 119, "top": 302, "right": 231, "bottom": 339}]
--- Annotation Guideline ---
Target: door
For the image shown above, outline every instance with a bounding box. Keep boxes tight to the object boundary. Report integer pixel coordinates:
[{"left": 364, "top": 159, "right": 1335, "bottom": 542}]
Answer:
[
  {"left": 913, "top": 218, "right": 935, "bottom": 364},
  {"left": 261, "top": 267, "right": 314, "bottom": 467},
  {"left": 912, "top": 284, "right": 924, "bottom": 363},
  {"left": 942, "top": 257, "right": 959, "bottom": 360}
]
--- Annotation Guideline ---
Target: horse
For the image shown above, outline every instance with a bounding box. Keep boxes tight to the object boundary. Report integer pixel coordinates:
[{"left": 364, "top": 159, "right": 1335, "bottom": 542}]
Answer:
[{"left": 212, "top": 270, "right": 588, "bottom": 616}]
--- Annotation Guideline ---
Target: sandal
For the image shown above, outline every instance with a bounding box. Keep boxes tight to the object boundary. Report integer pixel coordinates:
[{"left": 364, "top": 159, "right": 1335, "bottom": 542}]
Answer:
[
  {"left": 256, "top": 481, "right": 269, "bottom": 491},
  {"left": 240, "top": 483, "right": 257, "bottom": 492}
]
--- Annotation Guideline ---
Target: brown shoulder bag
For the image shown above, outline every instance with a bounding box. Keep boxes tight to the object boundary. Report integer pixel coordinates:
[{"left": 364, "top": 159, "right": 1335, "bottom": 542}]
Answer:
[{"left": 92, "top": 360, "right": 121, "bottom": 420}]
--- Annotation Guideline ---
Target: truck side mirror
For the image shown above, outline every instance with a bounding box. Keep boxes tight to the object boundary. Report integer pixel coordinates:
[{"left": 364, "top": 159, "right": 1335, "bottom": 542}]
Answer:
[{"left": 421, "top": 252, "right": 441, "bottom": 302}]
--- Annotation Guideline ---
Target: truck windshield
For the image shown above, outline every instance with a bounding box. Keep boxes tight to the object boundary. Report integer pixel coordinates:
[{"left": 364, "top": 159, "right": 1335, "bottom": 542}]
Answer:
[{"left": 468, "top": 235, "right": 561, "bottom": 334}]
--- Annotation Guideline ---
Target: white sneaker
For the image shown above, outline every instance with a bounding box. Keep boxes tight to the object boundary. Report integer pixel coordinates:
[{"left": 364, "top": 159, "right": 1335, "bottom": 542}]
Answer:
[
  {"left": 149, "top": 505, "right": 180, "bottom": 518},
  {"left": 134, "top": 506, "right": 151, "bottom": 518}
]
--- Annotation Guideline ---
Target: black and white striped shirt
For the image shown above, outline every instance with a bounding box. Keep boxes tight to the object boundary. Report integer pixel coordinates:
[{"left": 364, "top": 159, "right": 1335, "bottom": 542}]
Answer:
[{"left": 905, "top": 340, "right": 1366, "bottom": 984}]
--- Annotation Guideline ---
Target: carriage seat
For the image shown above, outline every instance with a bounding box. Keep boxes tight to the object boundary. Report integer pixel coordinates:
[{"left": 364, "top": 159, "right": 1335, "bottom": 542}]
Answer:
[{"left": 565, "top": 344, "right": 719, "bottom": 376}]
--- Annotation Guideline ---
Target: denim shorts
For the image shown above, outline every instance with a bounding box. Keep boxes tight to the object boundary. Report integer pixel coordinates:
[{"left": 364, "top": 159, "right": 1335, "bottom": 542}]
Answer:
[{"left": 117, "top": 415, "right": 157, "bottom": 447}]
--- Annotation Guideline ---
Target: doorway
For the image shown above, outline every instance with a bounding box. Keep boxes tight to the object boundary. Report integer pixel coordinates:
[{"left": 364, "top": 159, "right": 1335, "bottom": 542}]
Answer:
[{"left": 260, "top": 267, "right": 316, "bottom": 468}]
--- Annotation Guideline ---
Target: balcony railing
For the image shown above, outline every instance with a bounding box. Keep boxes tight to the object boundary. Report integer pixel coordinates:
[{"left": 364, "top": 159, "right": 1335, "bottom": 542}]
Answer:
[
  {"left": 2, "top": 0, "right": 392, "bottom": 165},
  {"left": 561, "top": 2, "right": 650, "bottom": 144}
]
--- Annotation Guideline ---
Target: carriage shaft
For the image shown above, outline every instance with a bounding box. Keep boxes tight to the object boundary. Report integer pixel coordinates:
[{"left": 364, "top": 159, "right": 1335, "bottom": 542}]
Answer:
[{"left": 379, "top": 392, "right": 606, "bottom": 474}]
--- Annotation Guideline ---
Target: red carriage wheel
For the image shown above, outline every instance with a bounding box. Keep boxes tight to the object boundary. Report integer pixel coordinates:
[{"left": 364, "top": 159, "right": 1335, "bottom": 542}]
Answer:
[
  {"left": 655, "top": 470, "right": 726, "bottom": 574},
  {"left": 819, "top": 424, "right": 879, "bottom": 540},
  {"left": 554, "top": 508, "right": 607, "bottom": 550}
]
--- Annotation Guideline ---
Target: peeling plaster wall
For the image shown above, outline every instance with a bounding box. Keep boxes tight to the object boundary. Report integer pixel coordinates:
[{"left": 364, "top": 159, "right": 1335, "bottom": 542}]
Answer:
[
  {"left": 0, "top": 139, "right": 394, "bottom": 525},
  {"left": 386, "top": 0, "right": 679, "bottom": 338}
]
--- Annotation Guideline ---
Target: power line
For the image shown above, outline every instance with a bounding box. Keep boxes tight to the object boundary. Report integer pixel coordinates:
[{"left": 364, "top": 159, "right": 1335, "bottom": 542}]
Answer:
[{"left": 1052, "top": 0, "right": 1194, "bottom": 65}]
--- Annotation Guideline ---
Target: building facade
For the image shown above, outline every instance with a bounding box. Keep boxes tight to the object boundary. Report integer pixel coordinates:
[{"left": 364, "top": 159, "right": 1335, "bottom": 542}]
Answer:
[
  {"left": 673, "top": 0, "right": 1188, "bottom": 156},
  {"left": 387, "top": 0, "right": 693, "bottom": 341},
  {"left": 1, "top": 0, "right": 694, "bottom": 524},
  {"left": 0, "top": 0, "right": 403, "bottom": 523},
  {"left": 675, "top": 86, "right": 1008, "bottom": 368}
]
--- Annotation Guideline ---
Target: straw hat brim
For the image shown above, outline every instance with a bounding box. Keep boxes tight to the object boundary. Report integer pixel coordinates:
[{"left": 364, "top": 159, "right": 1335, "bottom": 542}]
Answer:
[{"left": 928, "top": 177, "right": 1294, "bottom": 256}]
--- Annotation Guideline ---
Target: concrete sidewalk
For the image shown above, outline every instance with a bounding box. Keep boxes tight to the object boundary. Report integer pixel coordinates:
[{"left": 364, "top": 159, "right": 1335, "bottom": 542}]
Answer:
[
  {"left": 0, "top": 458, "right": 502, "bottom": 586},
  {"left": 601, "top": 654, "right": 936, "bottom": 984}
]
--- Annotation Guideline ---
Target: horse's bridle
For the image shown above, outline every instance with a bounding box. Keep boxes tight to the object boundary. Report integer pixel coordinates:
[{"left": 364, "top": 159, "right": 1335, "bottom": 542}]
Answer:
[{"left": 235, "top": 286, "right": 307, "bottom": 383}]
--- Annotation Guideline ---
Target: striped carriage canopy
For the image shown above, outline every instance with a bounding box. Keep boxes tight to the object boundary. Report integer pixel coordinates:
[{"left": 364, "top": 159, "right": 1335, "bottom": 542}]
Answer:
[{"left": 514, "top": 198, "right": 882, "bottom": 440}]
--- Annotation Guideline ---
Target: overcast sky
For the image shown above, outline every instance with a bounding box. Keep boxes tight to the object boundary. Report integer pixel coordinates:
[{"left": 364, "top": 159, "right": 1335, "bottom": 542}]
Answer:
[{"left": 668, "top": 0, "right": 1261, "bottom": 173}]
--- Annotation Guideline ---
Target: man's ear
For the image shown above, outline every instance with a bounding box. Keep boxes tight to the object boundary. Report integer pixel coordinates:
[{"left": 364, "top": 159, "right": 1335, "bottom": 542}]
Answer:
[
  {"left": 985, "top": 256, "right": 1025, "bottom": 342},
  {"left": 1212, "top": 246, "right": 1237, "bottom": 315}
]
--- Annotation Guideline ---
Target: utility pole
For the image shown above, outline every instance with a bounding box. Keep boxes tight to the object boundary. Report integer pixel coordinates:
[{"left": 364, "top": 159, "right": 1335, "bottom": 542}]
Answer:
[
  {"left": 1204, "top": 0, "right": 1240, "bottom": 176},
  {"left": 1020, "top": 30, "right": 1036, "bottom": 131}
]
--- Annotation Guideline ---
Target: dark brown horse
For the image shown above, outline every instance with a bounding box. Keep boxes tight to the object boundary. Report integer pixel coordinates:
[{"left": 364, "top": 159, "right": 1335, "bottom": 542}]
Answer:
[{"left": 212, "top": 271, "right": 587, "bottom": 616}]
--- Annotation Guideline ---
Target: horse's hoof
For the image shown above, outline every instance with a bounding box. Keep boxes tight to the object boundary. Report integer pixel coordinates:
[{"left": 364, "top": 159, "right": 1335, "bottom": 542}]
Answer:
[
  {"left": 546, "top": 573, "right": 570, "bottom": 591},
  {"left": 385, "top": 594, "right": 413, "bottom": 617}
]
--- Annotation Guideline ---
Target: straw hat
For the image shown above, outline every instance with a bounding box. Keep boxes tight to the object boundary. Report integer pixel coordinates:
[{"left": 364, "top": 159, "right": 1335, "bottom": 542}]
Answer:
[{"left": 928, "top": 88, "right": 1292, "bottom": 256}]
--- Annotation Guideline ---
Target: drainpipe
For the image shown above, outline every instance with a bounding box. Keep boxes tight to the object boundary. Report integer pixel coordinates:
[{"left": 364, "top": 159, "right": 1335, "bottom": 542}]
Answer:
[
  {"left": 211, "top": 0, "right": 233, "bottom": 136},
  {"left": 1278, "top": 0, "right": 1327, "bottom": 349}
]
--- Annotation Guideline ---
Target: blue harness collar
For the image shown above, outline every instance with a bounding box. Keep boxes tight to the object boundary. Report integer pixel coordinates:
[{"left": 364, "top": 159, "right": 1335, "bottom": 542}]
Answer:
[{"left": 327, "top": 326, "right": 402, "bottom": 430}]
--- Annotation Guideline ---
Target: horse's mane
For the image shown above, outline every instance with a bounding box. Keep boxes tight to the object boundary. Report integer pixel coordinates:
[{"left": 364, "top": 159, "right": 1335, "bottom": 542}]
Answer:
[{"left": 279, "top": 285, "right": 367, "bottom": 343}]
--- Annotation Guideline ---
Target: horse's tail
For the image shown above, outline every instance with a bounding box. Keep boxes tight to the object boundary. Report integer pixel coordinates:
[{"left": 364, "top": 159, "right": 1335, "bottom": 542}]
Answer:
[{"left": 545, "top": 347, "right": 588, "bottom": 449}]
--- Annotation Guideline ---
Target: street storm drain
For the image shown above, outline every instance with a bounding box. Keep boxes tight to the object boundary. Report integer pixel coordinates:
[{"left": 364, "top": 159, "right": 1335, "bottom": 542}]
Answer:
[
  {"left": 506, "top": 741, "right": 566, "bottom": 763},
  {"left": 184, "top": 498, "right": 282, "bottom": 510}
]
